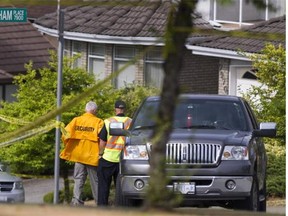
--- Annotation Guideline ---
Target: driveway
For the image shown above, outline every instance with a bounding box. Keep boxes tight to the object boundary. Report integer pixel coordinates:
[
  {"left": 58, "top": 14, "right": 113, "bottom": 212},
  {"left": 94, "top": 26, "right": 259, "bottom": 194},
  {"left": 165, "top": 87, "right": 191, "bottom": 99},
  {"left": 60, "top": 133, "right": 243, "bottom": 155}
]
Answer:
[
  {"left": 23, "top": 177, "right": 65, "bottom": 204},
  {"left": 23, "top": 177, "right": 286, "bottom": 215}
]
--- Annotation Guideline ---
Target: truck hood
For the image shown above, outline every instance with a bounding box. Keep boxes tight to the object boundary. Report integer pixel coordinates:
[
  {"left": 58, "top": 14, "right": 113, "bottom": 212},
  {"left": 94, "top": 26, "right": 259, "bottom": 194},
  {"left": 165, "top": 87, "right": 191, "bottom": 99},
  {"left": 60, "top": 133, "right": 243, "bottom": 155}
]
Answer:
[
  {"left": 0, "top": 171, "right": 21, "bottom": 182},
  {"left": 129, "top": 128, "right": 251, "bottom": 146}
]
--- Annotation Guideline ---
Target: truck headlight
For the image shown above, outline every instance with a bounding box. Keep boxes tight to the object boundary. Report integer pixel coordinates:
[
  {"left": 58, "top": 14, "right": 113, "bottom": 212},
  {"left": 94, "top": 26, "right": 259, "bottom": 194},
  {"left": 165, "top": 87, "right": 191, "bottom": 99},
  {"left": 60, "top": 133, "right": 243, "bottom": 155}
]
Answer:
[
  {"left": 222, "top": 146, "right": 248, "bottom": 160},
  {"left": 123, "top": 145, "right": 148, "bottom": 160},
  {"left": 14, "top": 181, "right": 24, "bottom": 190}
]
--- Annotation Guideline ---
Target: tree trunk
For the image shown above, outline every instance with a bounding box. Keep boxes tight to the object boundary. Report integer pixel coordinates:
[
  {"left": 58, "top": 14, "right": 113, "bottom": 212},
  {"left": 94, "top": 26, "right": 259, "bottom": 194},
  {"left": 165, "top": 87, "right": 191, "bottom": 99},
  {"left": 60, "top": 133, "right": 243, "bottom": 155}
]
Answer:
[{"left": 144, "top": 0, "right": 195, "bottom": 210}]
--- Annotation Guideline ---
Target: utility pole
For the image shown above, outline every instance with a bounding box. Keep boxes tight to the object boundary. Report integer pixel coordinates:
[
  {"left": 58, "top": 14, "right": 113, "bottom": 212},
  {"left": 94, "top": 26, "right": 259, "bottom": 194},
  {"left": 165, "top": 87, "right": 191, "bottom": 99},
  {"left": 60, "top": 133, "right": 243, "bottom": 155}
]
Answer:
[{"left": 54, "top": 1, "right": 64, "bottom": 204}]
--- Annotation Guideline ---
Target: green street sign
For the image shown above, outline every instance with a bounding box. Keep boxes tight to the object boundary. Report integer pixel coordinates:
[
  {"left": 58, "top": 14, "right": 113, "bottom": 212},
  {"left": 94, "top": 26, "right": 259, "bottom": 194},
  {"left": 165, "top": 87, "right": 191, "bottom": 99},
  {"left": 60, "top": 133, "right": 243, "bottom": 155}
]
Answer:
[{"left": 0, "top": 8, "right": 27, "bottom": 22}]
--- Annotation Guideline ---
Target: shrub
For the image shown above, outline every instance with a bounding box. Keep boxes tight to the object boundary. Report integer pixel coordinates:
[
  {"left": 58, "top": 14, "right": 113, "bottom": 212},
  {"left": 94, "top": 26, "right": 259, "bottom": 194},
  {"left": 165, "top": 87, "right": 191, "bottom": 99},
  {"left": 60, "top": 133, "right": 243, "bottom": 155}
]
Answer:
[
  {"left": 266, "top": 141, "right": 286, "bottom": 197},
  {"left": 44, "top": 178, "right": 93, "bottom": 204}
]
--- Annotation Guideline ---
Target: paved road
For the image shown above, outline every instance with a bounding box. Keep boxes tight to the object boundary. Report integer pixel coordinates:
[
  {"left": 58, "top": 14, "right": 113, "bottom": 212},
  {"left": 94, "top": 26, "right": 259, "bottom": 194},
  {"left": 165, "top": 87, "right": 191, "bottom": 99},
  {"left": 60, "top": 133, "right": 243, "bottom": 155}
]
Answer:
[
  {"left": 23, "top": 177, "right": 65, "bottom": 204},
  {"left": 23, "top": 178, "right": 286, "bottom": 215}
]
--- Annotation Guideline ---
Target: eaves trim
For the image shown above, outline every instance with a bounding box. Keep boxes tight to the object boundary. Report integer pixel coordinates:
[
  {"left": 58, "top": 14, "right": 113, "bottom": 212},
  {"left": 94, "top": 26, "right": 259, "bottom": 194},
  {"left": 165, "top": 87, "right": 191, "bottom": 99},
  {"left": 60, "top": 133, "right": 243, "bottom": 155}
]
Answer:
[
  {"left": 186, "top": 45, "right": 252, "bottom": 61},
  {"left": 33, "top": 24, "right": 164, "bottom": 46}
]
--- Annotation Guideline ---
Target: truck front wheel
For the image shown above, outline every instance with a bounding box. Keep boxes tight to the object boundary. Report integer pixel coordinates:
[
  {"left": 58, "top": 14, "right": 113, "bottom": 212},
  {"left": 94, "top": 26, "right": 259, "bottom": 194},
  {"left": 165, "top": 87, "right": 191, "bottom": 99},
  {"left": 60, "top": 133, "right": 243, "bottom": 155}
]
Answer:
[
  {"left": 233, "top": 174, "right": 260, "bottom": 211},
  {"left": 115, "top": 175, "right": 134, "bottom": 207}
]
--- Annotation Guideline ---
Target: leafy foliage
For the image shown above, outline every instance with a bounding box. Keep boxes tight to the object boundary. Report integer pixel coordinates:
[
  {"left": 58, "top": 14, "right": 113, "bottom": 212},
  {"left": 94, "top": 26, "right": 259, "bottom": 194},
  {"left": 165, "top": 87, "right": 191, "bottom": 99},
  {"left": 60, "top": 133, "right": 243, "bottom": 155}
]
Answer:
[
  {"left": 242, "top": 44, "right": 286, "bottom": 146},
  {"left": 0, "top": 52, "right": 95, "bottom": 174},
  {"left": 266, "top": 141, "right": 286, "bottom": 197},
  {"left": 0, "top": 52, "right": 158, "bottom": 175},
  {"left": 242, "top": 44, "right": 286, "bottom": 198}
]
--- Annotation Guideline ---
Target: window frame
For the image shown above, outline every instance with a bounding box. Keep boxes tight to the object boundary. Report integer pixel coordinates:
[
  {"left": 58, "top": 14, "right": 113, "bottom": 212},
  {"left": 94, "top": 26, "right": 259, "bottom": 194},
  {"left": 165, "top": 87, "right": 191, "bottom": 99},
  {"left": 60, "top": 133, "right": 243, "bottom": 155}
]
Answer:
[
  {"left": 113, "top": 45, "right": 137, "bottom": 88},
  {"left": 88, "top": 43, "right": 106, "bottom": 80}
]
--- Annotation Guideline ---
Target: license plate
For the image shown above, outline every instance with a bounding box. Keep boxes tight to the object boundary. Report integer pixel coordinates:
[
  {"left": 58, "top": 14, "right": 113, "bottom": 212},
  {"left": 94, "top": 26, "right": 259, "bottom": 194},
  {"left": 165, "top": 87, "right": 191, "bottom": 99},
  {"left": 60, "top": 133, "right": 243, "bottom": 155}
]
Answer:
[
  {"left": 173, "top": 182, "right": 195, "bottom": 194},
  {"left": 0, "top": 196, "right": 8, "bottom": 202}
]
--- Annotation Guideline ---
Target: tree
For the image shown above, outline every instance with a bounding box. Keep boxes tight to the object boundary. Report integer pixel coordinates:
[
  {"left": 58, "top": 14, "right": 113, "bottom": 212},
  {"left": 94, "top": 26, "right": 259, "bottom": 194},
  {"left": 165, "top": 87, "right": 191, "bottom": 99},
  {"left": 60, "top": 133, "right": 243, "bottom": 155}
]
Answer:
[
  {"left": 0, "top": 0, "right": 279, "bottom": 209},
  {"left": 243, "top": 43, "right": 286, "bottom": 145},
  {"left": 0, "top": 52, "right": 158, "bottom": 175},
  {"left": 0, "top": 52, "right": 96, "bottom": 174},
  {"left": 144, "top": 0, "right": 275, "bottom": 210},
  {"left": 0, "top": 48, "right": 158, "bottom": 202},
  {"left": 144, "top": 0, "right": 195, "bottom": 209},
  {"left": 241, "top": 43, "right": 286, "bottom": 198}
]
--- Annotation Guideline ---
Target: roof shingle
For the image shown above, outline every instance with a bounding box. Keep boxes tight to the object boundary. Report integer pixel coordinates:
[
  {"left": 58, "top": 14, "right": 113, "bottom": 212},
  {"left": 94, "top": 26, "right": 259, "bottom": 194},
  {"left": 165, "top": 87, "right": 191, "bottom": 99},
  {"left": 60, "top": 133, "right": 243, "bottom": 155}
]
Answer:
[
  {"left": 0, "top": 22, "right": 55, "bottom": 83},
  {"left": 34, "top": 1, "right": 212, "bottom": 37},
  {"left": 189, "top": 15, "right": 285, "bottom": 54}
]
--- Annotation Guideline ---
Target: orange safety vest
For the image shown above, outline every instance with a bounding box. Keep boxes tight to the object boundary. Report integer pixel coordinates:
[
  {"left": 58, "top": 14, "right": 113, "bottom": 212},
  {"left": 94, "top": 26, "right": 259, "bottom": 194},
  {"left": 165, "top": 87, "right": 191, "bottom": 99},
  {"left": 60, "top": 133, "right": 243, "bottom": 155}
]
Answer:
[
  {"left": 60, "top": 112, "right": 104, "bottom": 166},
  {"left": 102, "top": 116, "right": 132, "bottom": 163}
]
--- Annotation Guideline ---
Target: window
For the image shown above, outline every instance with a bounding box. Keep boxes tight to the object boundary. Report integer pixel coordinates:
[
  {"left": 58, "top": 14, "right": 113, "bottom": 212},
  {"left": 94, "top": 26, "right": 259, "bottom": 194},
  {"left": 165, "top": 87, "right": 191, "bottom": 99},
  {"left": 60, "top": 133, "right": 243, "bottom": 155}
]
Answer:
[
  {"left": 0, "top": 85, "right": 17, "bottom": 102},
  {"left": 88, "top": 44, "right": 105, "bottom": 80},
  {"left": 132, "top": 98, "right": 248, "bottom": 131},
  {"left": 145, "top": 47, "right": 164, "bottom": 88},
  {"left": 213, "top": 0, "right": 285, "bottom": 25},
  {"left": 0, "top": 85, "right": 2, "bottom": 102},
  {"left": 64, "top": 40, "right": 71, "bottom": 56},
  {"left": 242, "top": 70, "right": 257, "bottom": 79},
  {"left": 113, "top": 46, "right": 136, "bottom": 88},
  {"left": 5, "top": 85, "right": 17, "bottom": 102},
  {"left": 72, "top": 41, "right": 82, "bottom": 68}
]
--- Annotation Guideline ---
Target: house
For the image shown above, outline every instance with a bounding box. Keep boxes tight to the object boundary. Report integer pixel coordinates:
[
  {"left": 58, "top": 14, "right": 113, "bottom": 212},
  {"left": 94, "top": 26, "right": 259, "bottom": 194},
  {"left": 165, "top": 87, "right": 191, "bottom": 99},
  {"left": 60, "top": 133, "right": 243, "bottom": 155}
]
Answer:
[
  {"left": 33, "top": 1, "right": 217, "bottom": 90},
  {"left": 196, "top": 0, "right": 285, "bottom": 30},
  {"left": 31, "top": 1, "right": 287, "bottom": 96},
  {"left": 0, "top": 4, "right": 57, "bottom": 102},
  {"left": 186, "top": 15, "right": 285, "bottom": 96},
  {"left": 0, "top": 22, "right": 55, "bottom": 102}
]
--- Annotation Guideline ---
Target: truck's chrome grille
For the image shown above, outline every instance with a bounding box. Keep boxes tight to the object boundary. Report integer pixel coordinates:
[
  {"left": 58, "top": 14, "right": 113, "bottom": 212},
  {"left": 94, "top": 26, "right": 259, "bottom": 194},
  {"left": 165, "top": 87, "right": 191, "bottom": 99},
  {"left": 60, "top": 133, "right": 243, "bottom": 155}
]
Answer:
[
  {"left": 166, "top": 143, "right": 221, "bottom": 165},
  {"left": 0, "top": 182, "right": 14, "bottom": 192}
]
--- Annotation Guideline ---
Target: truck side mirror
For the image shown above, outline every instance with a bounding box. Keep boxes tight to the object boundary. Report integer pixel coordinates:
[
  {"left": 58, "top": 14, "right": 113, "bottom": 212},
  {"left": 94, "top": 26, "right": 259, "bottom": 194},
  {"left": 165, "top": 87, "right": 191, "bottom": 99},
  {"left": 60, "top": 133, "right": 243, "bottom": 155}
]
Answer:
[
  {"left": 253, "top": 122, "right": 277, "bottom": 138},
  {"left": 109, "top": 122, "right": 130, "bottom": 136}
]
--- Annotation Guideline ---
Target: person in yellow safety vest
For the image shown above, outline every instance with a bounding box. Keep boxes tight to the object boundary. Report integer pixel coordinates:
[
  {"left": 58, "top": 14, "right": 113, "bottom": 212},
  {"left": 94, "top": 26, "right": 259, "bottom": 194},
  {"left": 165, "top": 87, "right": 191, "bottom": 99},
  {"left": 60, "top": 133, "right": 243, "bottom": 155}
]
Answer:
[
  {"left": 60, "top": 101, "right": 104, "bottom": 206},
  {"left": 97, "top": 100, "right": 132, "bottom": 206}
]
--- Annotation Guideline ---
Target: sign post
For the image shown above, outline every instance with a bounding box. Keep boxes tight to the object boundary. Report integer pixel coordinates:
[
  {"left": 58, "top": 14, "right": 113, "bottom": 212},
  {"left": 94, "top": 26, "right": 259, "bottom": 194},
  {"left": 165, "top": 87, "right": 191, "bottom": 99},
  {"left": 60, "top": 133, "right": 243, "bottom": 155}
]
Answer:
[
  {"left": 53, "top": 8, "right": 64, "bottom": 205},
  {"left": 0, "top": 8, "right": 27, "bottom": 22}
]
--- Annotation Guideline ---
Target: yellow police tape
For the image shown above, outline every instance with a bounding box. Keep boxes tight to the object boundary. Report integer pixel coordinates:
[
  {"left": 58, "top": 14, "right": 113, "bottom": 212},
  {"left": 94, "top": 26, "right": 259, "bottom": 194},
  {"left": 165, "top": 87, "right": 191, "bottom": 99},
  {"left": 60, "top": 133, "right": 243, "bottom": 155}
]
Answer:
[
  {"left": 0, "top": 114, "right": 68, "bottom": 148},
  {"left": 0, "top": 114, "right": 31, "bottom": 125}
]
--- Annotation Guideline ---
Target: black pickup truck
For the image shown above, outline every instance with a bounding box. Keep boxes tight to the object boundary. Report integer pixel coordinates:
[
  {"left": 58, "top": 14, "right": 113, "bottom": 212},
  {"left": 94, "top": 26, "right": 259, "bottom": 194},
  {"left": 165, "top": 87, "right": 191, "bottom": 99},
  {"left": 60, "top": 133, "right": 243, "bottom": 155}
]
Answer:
[{"left": 111, "top": 94, "right": 277, "bottom": 212}]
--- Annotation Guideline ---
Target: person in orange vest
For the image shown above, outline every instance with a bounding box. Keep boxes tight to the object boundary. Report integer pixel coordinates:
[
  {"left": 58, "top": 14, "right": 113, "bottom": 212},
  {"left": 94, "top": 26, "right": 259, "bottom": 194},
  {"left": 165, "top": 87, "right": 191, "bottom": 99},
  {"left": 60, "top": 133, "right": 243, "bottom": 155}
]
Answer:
[
  {"left": 97, "top": 100, "right": 132, "bottom": 206},
  {"left": 60, "top": 101, "right": 104, "bottom": 206}
]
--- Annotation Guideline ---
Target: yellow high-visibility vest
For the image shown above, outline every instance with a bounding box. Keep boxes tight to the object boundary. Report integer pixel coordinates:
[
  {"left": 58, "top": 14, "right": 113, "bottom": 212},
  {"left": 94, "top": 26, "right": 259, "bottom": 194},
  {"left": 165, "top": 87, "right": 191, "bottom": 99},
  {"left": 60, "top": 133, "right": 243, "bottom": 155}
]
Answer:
[
  {"left": 60, "top": 113, "right": 104, "bottom": 166},
  {"left": 103, "top": 116, "right": 132, "bottom": 163}
]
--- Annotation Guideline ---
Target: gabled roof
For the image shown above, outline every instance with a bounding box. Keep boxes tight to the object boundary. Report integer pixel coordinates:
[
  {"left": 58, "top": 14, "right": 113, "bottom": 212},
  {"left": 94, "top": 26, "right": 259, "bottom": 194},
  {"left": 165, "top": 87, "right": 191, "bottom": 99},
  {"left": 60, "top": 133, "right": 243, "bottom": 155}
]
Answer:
[
  {"left": 0, "top": 22, "right": 55, "bottom": 84},
  {"left": 26, "top": 5, "right": 59, "bottom": 21},
  {"left": 33, "top": 1, "right": 213, "bottom": 44},
  {"left": 0, "top": 5, "right": 58, "bottom": 22},
  {"left": 187, "top": 15, "right": 285, "bottom": 60}
]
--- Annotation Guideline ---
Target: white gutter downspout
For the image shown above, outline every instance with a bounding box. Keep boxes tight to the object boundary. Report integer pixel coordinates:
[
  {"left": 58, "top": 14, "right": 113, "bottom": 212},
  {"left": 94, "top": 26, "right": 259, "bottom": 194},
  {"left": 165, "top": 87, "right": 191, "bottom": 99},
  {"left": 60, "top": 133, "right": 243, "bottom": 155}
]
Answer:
[
  {"left": 239, "top": 0, "right": 243, "bottom": 27},
  {"left": 265, "top": 0, "right": 269, "bottom": 20},
  {"left": 213, "top": 0, "right": 216, "bottom": 21}
]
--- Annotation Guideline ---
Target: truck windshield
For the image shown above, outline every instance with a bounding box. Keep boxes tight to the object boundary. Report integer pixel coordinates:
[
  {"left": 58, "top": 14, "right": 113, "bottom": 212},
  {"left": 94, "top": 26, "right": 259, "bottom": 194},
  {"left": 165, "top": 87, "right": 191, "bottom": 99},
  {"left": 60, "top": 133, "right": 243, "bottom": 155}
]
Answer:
[{"left": 131, "top": 99, "right": 248, "bottom": 131}]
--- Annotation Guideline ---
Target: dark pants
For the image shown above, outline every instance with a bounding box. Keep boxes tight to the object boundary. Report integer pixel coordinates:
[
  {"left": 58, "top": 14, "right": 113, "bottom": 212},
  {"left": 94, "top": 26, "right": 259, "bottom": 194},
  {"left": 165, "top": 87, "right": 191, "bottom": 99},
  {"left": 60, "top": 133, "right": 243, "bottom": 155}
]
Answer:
[{"left": 97, "top": 157, "right": 119, "bottom": 206}]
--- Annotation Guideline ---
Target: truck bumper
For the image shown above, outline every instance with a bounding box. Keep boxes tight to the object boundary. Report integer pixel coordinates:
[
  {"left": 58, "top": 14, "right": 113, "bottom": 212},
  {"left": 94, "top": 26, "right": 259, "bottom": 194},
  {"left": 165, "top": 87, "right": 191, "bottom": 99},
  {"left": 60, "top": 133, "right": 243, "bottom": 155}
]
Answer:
[{"left": 119, "top": 175, "right": 252, "bottom": 201}]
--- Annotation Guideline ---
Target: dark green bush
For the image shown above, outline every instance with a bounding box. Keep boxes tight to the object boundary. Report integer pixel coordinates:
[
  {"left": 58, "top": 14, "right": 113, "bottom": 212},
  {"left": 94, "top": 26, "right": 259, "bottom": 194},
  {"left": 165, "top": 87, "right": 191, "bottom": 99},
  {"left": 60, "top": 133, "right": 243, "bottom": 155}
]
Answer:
[
  {"left": 266, "top": 142, "right": 286, "bottom": 198},
  {"left": 44, "top": 178, "right": 93, "bottom": 204}
]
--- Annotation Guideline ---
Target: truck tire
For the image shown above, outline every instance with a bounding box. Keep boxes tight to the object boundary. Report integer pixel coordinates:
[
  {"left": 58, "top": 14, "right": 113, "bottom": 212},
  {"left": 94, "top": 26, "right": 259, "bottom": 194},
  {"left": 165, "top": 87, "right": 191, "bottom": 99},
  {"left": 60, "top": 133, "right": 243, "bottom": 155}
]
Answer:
[
  {"left": 115, "top": 175, "right": 134, "bottom": 207},
  {"left": 234, "top": 173, "right": 260, "bottom": 211},
  {"left": 248, "top": 175, "right": 260, "bottom": 211},
  {"left": 259, "top": 179, "right": 267, "bottom": 212}
]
